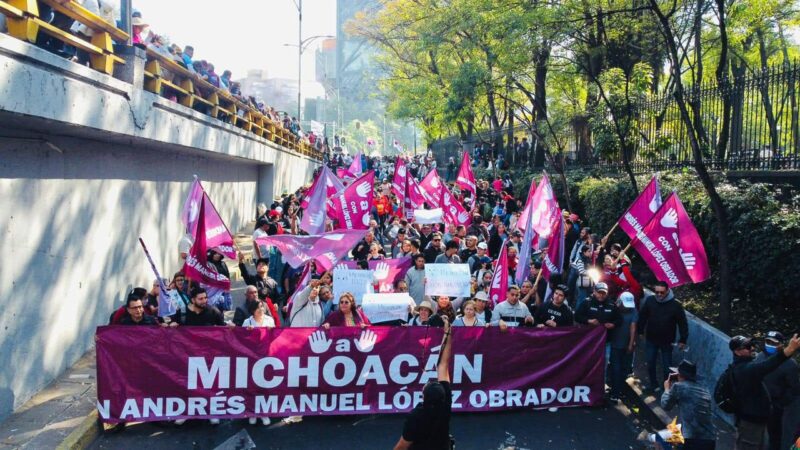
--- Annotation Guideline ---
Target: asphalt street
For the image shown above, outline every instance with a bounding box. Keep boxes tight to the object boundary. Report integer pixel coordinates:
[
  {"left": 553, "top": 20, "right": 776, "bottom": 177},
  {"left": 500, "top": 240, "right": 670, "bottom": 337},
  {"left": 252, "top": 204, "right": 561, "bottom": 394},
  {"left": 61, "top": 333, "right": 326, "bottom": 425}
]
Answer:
[{"left": 90, "top": 403, "right": 652, "bottom": 450}]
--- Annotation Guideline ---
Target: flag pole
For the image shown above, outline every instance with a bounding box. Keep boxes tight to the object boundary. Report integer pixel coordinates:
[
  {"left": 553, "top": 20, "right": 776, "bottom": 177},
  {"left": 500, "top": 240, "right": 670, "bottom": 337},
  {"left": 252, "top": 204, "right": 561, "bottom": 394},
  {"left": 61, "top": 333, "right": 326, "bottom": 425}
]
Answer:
[
  {"left": 532, "top": 266, "right": 544, "bottom": 289},
  {"left": 601, "top": 222, "right": 619, "bottom": 244}
]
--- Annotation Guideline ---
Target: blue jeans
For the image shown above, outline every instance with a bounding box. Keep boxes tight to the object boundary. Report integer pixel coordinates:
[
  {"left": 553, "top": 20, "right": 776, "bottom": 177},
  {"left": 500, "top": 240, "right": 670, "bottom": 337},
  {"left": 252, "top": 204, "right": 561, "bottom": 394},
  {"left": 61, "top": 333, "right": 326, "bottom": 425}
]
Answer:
[
  {"left": 609, "top": 348, "right": 632, "bottom": 397},
  {"left": 645, "top": 341, "right": 673, "bottom": 389}
]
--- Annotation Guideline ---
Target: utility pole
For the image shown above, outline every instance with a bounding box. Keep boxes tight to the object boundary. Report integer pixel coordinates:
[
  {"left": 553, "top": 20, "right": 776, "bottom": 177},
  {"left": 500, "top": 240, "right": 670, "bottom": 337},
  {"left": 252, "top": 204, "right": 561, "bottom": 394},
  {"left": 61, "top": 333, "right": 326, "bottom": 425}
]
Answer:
[{"left": 297, "top": 0, "right": 302, "bottom": 121}]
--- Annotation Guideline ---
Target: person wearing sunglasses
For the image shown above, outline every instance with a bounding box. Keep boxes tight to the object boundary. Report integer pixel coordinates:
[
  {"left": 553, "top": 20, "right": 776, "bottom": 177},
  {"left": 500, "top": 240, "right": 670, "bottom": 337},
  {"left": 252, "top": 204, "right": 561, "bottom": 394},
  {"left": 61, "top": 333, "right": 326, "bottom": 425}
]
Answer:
[{"left": 322, "top": 293, "right": 370, "bottom": 328}]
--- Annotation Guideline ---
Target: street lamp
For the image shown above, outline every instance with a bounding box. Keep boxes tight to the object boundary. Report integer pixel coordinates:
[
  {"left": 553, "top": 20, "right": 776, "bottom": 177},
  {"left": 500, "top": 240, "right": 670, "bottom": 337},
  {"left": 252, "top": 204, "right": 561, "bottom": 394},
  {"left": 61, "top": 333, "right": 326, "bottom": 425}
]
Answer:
[{"left": 288, "top": 0, "right": 333, "bottom": 122}]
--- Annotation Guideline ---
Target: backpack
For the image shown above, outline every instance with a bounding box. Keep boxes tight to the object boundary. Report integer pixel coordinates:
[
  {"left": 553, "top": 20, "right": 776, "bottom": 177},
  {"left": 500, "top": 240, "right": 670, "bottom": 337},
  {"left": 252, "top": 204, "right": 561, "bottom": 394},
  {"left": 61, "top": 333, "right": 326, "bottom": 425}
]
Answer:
[{"left": 714, "top": 364, "right": 738, "bottom": 413}]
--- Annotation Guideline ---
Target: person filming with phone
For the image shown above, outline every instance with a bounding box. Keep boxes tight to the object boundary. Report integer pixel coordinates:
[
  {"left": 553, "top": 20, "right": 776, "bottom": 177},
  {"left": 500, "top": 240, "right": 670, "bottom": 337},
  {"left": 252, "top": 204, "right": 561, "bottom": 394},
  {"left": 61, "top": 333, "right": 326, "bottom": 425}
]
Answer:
[{"left": 660, "top": 360, "right": 716, "bottom": 449}]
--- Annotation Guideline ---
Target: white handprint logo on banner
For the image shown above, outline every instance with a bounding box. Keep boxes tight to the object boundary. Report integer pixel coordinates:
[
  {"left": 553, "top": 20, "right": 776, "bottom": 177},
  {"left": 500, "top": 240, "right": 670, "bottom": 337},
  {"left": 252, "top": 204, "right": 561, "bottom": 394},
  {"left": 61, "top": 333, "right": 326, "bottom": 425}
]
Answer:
[
  {"left": 308, "top": 330, "right": 333, "bottom": 354},
  {"left": 660, "top": 208, "right": 678, "bottom": 229},
  {"left": 397, "top": 165, "right": 406, "bottom": 177},
  {"left": 356, "top": 181, "right": 371, "bottom": 198},
  {"left": 457, "top": 211, "right": 469, "bottom": 223},
  {"left": 373, "top": 262, "right": 390, "bottom": 281},
  {"left": 189, "top": 200, "right": 200, "bottom": 222},
  {"left": 649, "top": 194, "right": 661, "bottom": 213},
  {"left": 431, "top": 177, "right": 440, "bottom": 188},
  {"left": 354, "top": 329, "right": 377, "bottom": 353}
]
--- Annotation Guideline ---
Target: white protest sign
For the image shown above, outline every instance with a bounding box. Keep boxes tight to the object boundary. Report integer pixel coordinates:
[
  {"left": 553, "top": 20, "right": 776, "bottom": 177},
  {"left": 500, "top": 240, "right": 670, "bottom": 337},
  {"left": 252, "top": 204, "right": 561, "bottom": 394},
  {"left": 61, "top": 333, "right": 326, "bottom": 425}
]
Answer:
[
  {"left": 333, "top": 268, "right": 374, "bottom": 305},
  {"left": 424, "top": 263, "right": 471, "bottom": 297},
  {"left": 361, "top": 293, "right": 413, "bottom": 324},
  {"left": 414, "top": 208, "right": 443, "bottom": 224}
]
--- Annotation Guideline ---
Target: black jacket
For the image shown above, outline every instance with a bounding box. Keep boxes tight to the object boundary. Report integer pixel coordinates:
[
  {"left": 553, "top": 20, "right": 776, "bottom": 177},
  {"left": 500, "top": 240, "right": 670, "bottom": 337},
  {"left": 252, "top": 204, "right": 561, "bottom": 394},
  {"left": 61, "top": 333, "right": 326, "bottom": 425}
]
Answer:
[
  {"left": 575, "top": 296, "right": 622, "bottom": 330},
  {"left": 637, "top": 293, "right": 688, "bottom": 345},
  {"left": 753, "top": 351, "right": 800, "bottom": 408},
  {"left": 239, "top": 262, "right": 279, "bottom": 302},
  {"left": 534, "top": 301, "right": 574, "bottom": 327},
  {"left": 731, "top": 351, "right": 791, "bottom": 423}
]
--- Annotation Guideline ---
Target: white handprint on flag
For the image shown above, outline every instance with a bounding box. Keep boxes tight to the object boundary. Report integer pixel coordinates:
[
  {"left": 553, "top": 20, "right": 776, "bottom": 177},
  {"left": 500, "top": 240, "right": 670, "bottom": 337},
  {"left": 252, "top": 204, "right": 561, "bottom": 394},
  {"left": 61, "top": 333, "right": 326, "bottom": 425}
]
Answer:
[
  {"left": 373, "top": 262, "right": 390, "bottom": 281},
  {"left": 356, "top": 181, "right": 371, "bottom": 198},
  {"left": 660, "top": 208, "right": 678, "bottom": 229}
]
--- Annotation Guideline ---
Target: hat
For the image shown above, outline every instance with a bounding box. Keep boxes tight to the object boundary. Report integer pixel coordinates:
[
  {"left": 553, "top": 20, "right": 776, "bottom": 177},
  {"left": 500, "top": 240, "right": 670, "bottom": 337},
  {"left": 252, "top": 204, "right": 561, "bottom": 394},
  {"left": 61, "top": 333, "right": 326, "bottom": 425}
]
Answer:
[
  {"left": 729, "top": 335, "right": 754, "bottom": 351},
  {"left": 255, "top": 258, "right": 270, "bottom": 267},
  {"left": 765, "top": 331, "right": 785, "bottom": 343},
  {"left": 268, "top": 210, "right": 280, "bottom": 218},
  {"left": 477, "top": 242, "right": 488, "bottom": 250},
  {"left": 416, "top": 299, "right": 436, "bottom": 314},
  {"left": 669, "top": 360, "right": 697, "bottom": 381},
  {"left": 474, "top": 291, "right": 489, "bottom": 302},
  {"left": 594, "top": 282, "right": 609, "bottom": 293},
  {"left": 131, "top": 16, "right": 148, "bottom": 27},
  {"left": 257, "top": 217, "right": 269, "bottom": 228},
  {"left": 619, "top": 291, "right": 636, "bottom": 308},
  {"left": 275, "top": 206, "right": 283, "bottom": 213}
]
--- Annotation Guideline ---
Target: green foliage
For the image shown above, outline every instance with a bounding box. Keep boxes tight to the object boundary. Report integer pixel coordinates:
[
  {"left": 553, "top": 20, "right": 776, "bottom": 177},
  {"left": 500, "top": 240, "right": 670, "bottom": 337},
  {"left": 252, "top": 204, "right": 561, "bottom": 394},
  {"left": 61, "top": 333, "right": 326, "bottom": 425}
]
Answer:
[{"left": 487, "top": 168, "right": 800, "bottom": 305}]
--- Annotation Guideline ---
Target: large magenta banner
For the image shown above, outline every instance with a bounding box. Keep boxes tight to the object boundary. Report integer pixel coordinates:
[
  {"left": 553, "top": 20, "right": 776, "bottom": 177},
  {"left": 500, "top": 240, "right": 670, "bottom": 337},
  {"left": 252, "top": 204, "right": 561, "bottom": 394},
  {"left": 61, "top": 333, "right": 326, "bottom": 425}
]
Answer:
[{"left": 96, "top": 325, "right": 606, "bottom": 423}]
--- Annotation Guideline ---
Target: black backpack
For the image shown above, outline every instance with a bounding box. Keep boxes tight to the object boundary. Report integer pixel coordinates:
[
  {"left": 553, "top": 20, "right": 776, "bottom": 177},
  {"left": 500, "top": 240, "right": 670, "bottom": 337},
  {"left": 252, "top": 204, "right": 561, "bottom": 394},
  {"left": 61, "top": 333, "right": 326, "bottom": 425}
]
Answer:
[{"left": 714, "top": 364, "right": 738, "bottom": 413}]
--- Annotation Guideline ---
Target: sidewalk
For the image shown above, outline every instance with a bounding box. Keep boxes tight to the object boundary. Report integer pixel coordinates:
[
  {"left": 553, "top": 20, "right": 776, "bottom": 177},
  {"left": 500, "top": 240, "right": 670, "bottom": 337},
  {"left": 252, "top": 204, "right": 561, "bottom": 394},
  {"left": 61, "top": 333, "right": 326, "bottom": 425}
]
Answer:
[
  {"left": 624, "top": 344, "right": 737, "bottom": 448},
  {"left": 0, "top": 348, "right": 98, "bottom": 449}
]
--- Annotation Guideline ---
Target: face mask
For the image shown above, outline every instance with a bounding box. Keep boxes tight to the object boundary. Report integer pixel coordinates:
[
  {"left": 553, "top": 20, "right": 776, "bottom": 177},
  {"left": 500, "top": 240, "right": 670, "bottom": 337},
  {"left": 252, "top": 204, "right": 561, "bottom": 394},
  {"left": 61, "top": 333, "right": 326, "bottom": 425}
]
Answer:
[{"left": 764, "top": 344, "right": 778, "bottom": 355}]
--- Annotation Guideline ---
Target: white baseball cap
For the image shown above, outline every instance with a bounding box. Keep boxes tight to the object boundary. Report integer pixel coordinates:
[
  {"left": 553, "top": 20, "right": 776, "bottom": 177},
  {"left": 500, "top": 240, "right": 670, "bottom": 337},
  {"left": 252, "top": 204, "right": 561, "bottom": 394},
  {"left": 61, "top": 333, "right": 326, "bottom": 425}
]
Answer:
[{"left": 619, "top": 292, "right": 636, "bottom": 308}]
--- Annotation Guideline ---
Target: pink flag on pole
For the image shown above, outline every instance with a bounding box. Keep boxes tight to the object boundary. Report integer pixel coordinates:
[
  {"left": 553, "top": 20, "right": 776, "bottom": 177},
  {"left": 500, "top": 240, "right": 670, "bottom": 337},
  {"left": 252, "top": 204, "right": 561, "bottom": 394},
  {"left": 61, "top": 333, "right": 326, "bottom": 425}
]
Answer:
[
  {"left": 407, "top": 176, "right": 426, "bottom": 209},
  {"left": 182, "top": 177, "right": 236, "bottom": 259},
  {"left": 345, "top": 152, "right": 364, "bottom": 178},
  {"left": 441, "top": 184, "right": 472, "bottom": 226},
  {"left": 369, "top": 256, "right": 413, "bottom": 293},
  {"left": 488, "top": 241, "right": 509, "bottom": 307},
  {"left": 515, "top": 204, "right": 539, "bottom": 285},
  {"left": 391, "top": 158, "right": 407, "bottom": 201},
  {"left": 183, "top": 199, "right": 231, "bottom": 290},
  {"left": 419, "top": 168, "right": 443, "bottom": 208},
  {"left": 455, "top": 151, "right": 477, "bottom": 203},
  {"left": 200, "top": 193, "right": 237, "bottom": 259},
  {"left": 630, "top": 193, "right": 710, "bottom": 287},
  {"left": 328, "top": 170, "right": 375, "bottom": 230},
  {"left": 515, "top": 179, "right": 538, "bottom": 232},
  {"left": 287, "top": 263, "right": 313, "bottom": 308},
  {"left": 541, "top": 214, "right": 566, "bottom": 282},
  {"left": 300, "top": 169, "right": 328, "bottom": 235},
  {"left": 527, "top": 173, "right": 559, "bottom": 237},
  {"left": 301, "top": 167, "right": 343, "bottom": 209},
  {"left": 255, "top": 229, "right": 369, "bottom": 272},
  {"left": 618, "top": 175, "right": 663, "bottom": 240},
  {"left": 181, "top": 177, "right": 204, "bottom": 234}
]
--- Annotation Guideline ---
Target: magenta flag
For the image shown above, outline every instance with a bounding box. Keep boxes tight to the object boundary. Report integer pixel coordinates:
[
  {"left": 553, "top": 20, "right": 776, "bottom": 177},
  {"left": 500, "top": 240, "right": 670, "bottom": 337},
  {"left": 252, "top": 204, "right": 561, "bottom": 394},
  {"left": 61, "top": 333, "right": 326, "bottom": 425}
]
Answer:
[
  {"left": 336, "top": 167, "right": 347, "bottom": 179},
  {"left": 407, "top": 176, "right": 426, "bottom": 209},
  {"left": 345, "top": 152, "right": 363, "bottom": 178},
  {"left": 96, "top": 325, "right": 605, "bottom": 423},
  {"left": 441, "top": 184, "right": 472, "bottom": 226},
  {"left": 181, "top": 177, "right": 204, "bottom": 234},
  {"left": 419, "top": 168, "right": 443, "bottom": 208},
  {"left": 200, "top": 193, "right": 237, "bottom": 259},
  {"left": 286, "top": 263, "right": 313, "bottom": 309},
  {"left": 183, "top": 199, "right": 231, "bottom": 290},
  {"left": 328, "top": 171, "right": 375, "bottom": 230},
  {"left": 391, "top": 158, "right": 407, "bottom": 201},
  {"left": 515, "top": 179, "right": 538, "bottom": 232},
  {"left": 527, "top": 173, "right": 559, "bottom": 237},
  {"left": 300, "top": 170, "right": 328, "bottom": 235},
  {"left": 618, "top": 175, "right": 663, "bottom": 240},
  {"left": 488, "top": 241, "right": 509, "bottom": 307},
  {"left": 455, "top": 151, "right": 476, "bottom": 202},
  {"left": 368, "top": 256, "right": 413, "bottom": 293},
  {"left": 541, "top": 215, "right": 566, "bottom": 282},
  {"left": 301, "top": 167, "right": 343, "bottom": 209},
  {"left": 515, "top": 205, "right": 539, "bottom": 285},
  {"left": 180, "top": 177, "right": 236, "bottom": 259},
  {"left": 630, "top": 193, "right": 710, "bottom": 287},
  {"left": 255, "top": 229, "right": 368, "bottom": 272}
]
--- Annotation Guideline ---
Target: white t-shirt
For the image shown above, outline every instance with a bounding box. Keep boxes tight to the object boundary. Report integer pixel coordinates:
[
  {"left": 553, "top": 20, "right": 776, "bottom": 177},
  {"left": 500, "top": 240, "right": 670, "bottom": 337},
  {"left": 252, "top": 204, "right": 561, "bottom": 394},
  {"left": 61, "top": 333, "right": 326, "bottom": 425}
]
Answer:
[{"left": 242, "top": 315, "right": 275, "bottom": 328}]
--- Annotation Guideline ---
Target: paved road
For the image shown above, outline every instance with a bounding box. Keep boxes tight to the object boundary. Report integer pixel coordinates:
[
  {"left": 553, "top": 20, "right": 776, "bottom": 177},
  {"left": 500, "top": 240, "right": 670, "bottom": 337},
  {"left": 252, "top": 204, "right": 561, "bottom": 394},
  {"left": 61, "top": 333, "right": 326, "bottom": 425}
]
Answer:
[{"left": 90, "top": 404, "right": 651, "bottom": 450}]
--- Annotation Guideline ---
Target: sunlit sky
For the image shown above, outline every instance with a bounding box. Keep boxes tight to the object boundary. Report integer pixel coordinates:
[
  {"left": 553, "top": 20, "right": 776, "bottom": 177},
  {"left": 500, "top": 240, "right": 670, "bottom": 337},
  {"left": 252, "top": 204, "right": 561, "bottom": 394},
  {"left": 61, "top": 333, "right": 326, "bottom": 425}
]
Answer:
[{"left": 132, "top": 0, "right": 337, "bottom": 97}]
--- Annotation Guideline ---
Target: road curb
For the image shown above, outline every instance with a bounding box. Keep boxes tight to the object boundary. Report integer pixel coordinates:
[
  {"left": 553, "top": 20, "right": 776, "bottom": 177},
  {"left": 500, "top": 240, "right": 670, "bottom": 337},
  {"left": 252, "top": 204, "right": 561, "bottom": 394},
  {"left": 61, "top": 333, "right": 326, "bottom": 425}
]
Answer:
[
  {"left": 55, "top": 410, "right": 99, "bottom": 450},
  {"left": 623, "top": 377, "right": 671, "bottom": 428}
]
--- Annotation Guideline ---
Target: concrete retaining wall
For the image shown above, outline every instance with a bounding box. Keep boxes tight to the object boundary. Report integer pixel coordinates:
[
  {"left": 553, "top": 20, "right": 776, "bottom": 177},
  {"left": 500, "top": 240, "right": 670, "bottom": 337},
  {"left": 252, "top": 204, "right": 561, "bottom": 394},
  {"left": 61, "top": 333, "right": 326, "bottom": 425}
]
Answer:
[
  {"left": 683, "top": 312, "right": 735, "bottom": 426},
  {"left": 0, "top": 33, "right": 319, "bottom": 421}
]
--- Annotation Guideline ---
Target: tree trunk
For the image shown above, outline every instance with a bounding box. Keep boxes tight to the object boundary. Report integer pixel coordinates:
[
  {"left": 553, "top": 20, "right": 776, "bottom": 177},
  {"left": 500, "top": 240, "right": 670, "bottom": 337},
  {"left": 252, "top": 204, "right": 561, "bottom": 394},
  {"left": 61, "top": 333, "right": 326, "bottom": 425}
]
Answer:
[
  {"left": 650, "top": 0, "right": 732, "bottom": 332},
  {"left": 533, "top": 47, "right": 550, "bottom": 168},
  {"left": 756, "top": 29, "right": 780, "bottom": 157},
  {"left": 713, "top": 0, "right": 731, "bottom": 168}
]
